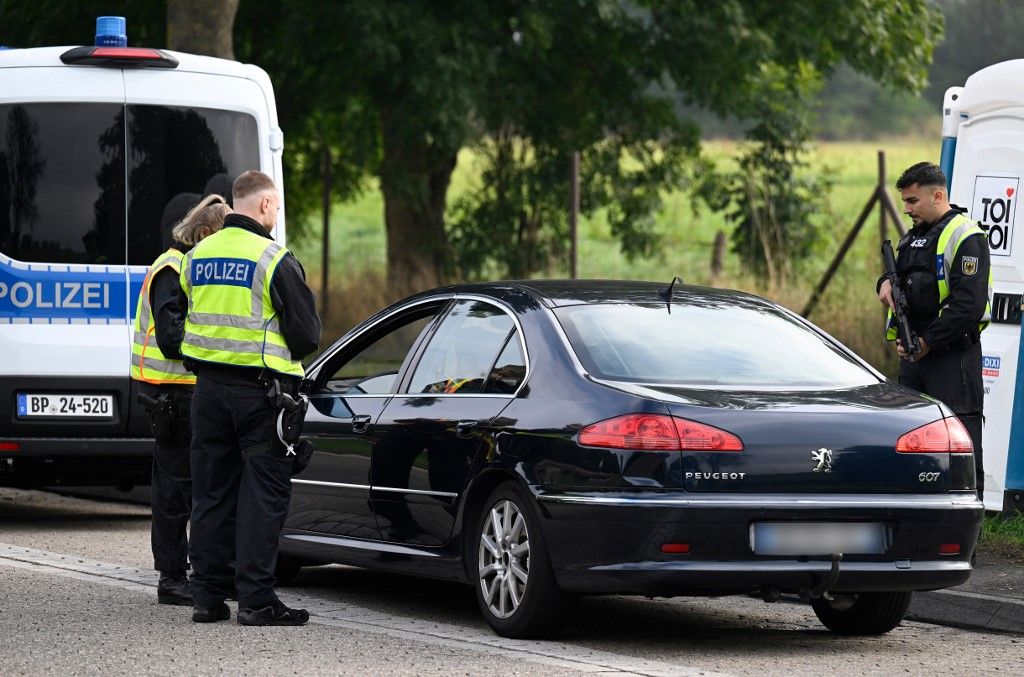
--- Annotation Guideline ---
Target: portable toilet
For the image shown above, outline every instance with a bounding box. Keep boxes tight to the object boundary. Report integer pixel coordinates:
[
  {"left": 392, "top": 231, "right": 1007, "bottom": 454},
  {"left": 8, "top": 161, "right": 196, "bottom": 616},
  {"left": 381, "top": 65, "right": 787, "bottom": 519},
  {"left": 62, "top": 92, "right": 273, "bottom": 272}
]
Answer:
[{"left": 942, "top": 60, "right": 1024, "bottom": 512}]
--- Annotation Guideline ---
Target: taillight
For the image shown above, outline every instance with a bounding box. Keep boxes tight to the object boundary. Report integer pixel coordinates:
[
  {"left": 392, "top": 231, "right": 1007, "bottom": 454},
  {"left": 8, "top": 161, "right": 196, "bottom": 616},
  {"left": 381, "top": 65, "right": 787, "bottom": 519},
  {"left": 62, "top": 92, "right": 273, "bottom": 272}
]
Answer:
[
  {"left": 674, "top": 418, "right": 744, "bottom": 451},
  {"left": 0, "top": 441, "right": 18, "bottom": 452},
  {"left": 578, "top": 414, "right": 743, "bottom": 451},
  {"left": 896, "top": 418, "right": 973, "bottom": 453},
  {"left": 578, "top": 414, "right": 679, "bottom": 450}
]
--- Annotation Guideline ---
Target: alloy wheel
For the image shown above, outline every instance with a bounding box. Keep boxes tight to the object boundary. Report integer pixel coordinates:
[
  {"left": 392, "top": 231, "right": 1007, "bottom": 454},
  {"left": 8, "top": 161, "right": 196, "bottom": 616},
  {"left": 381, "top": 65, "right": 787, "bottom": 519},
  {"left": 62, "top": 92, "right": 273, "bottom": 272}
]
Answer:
[{"left": 478, "top": 498, "right": 531, "bottom": 619}]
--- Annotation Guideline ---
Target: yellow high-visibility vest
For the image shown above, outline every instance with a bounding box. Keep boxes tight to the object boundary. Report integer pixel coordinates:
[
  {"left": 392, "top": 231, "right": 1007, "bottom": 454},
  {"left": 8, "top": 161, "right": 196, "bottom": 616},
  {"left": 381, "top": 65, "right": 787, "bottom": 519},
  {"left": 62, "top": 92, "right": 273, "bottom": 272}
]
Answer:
[
  {"left": 180, "top": 227, "right": 303, "bottom": 377},
  {"left": 886, "top": 214, "right": 993, "bottom": 341},
  {"left": 131, "top": 247, "right": 196, "bottom": 385}
]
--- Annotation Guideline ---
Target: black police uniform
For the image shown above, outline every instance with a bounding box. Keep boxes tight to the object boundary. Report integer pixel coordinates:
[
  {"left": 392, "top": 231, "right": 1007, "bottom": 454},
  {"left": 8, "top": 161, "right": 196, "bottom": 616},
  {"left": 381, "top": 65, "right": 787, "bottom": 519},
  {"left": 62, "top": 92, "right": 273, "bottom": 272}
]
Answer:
[
  {"left": 139, "top": 243, "right": 194, "bottom": 601},
  {"left": 184, "top": 214, "right": 321, "bottom": 623},
  {"left": 880, "top": 208, "right": 991, "bottom": 497}
]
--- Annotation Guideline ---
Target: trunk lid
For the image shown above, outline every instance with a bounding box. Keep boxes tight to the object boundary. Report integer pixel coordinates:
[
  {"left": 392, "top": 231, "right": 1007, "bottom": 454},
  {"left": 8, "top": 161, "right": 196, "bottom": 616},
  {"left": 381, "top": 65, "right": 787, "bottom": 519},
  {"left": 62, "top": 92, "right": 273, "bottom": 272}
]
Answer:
[{"left": 615, "top": 382, "right": 955, "bottom": 494}]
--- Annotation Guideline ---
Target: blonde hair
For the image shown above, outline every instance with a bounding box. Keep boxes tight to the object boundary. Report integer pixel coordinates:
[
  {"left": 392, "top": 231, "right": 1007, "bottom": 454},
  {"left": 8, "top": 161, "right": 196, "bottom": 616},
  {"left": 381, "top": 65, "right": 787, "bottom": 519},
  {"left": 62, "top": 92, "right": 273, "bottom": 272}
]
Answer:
[{"left": 171, "top": 194, "right": 231, "bottom": 246}]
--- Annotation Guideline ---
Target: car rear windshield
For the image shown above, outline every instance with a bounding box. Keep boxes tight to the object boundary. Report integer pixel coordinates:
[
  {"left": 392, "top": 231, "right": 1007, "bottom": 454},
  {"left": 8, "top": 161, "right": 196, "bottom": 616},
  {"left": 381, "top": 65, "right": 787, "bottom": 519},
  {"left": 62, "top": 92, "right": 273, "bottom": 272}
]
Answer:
[
  {"left": 553, "top": 302, "right": 877, "bottom": 389},
  {"left": 0, "top": 102, "right": 258, "bottom": 266}
]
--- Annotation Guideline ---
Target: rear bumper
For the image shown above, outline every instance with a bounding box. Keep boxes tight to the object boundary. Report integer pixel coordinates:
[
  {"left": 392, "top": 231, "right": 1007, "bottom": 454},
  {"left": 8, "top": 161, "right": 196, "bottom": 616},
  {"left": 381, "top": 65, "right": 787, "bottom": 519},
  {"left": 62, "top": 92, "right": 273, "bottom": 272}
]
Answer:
[
  {"left": 0, "top": 437, "right": 152, "bottom": 457},
  {"left": 535, "top": 490, "right": 983, "bottom": 596},
  {"left": 557, "top": 558, "right": 971, "bottom": 595},
  {"left": 0, "top": 438, "right": 152, "bottom": 487}
]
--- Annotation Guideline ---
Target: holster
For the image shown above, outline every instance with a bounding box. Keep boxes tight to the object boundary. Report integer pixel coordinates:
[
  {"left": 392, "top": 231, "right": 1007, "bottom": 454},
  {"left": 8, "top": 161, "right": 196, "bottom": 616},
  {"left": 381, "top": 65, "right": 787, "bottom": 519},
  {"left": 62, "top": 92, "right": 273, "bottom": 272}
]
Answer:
[
  {"left": 265, "top": 378, "right": 313, "bottom": 476},
  {"left": 138, "top": 391, "right": 191, "bottom": 448}
]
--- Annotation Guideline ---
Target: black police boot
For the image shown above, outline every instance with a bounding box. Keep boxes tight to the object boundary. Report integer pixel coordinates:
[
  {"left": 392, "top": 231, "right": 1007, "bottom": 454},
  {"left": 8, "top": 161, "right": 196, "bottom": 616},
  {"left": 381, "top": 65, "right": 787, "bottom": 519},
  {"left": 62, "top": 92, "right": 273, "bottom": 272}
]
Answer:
[
  {"left": 157, "top": 573, "right": 193, "bottom": 606},
  {"left": 237, "top": 600, "right": 309, "bottom": 626},
  {"left": 192, "top": 601, "right": 231, "bottom": 623}
]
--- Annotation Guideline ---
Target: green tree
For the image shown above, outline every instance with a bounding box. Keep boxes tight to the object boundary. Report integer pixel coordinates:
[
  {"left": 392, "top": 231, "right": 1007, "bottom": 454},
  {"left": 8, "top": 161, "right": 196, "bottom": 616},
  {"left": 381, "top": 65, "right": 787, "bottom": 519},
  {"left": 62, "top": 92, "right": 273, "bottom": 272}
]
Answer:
[
  {"left": 240, "top": 1, "right": 502, "bottom": 292},
  {"left": 927, "top": 0, "right": 1024, "bottom": 105},
  {"left": 697, "top": 63, "right": 833, "bottom": 282},
  {"left": 1, "top": 0, "right": 945, "bottom": 290},
  {"left": 448, "top": 0, "right": 943, "bottom": 281}
]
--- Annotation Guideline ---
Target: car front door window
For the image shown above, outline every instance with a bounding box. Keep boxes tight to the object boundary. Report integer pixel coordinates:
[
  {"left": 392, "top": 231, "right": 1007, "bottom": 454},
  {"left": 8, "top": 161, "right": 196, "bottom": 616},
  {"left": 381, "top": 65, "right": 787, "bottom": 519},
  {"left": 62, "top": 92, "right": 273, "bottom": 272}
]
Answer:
[{"left": 407, "top": 301, "right": 516, "bottom": 395}]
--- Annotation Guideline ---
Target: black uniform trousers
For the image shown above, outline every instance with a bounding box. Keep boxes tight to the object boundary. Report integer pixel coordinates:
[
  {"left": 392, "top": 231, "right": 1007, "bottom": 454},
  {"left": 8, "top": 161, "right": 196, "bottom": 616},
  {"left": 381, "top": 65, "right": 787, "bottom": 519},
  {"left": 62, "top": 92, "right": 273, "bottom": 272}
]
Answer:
[
  {"left": 138, "top": 382, "right": 192, "bottom": 576},
  {"left": 900, "top": 339, "right": 984, "bottom": 497},
  {"left": 188, "top": 371, "right": 293, "bottom": 609}
]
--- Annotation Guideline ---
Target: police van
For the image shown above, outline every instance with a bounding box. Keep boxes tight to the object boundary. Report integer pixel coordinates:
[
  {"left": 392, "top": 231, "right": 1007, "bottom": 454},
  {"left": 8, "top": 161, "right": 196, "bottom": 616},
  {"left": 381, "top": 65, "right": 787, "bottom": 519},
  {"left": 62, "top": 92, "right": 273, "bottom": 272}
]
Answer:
[{"left": 0, "top": 19, "right": 286, "bottom": 487}]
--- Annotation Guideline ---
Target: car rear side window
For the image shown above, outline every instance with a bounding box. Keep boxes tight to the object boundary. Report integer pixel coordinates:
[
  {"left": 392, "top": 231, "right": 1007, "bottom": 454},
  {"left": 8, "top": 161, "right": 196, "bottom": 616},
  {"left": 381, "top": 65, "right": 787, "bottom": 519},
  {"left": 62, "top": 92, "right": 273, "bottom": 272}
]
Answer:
[
  {"left": 409, "top": 300, "right": 516, "bottom": 395},
  {"left": 126, "top": 105, "right": 259, "bottom": 265},
  {"left": 554, "top": 302, "right": 877, "bottom": 389},
  {"left": 484, "top": 330, "right": 526, "bottom": 394},
  {"left": 0, "top": 103, "right": 126, "bottom": 265}
]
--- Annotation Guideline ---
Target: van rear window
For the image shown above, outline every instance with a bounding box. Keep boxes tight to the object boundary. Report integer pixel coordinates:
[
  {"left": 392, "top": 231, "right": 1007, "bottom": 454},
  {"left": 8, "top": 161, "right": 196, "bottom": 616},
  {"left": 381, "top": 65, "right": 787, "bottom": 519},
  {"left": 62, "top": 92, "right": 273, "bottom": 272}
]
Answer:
[
  {"left": 0, "top": 103, "right": 126, "bottom": 265},
  {"left": 0, "top": 103, "right": 259, "bottom": 267},
  {"left": 127, "top": 105, "right": 259, "bottom": 265}
]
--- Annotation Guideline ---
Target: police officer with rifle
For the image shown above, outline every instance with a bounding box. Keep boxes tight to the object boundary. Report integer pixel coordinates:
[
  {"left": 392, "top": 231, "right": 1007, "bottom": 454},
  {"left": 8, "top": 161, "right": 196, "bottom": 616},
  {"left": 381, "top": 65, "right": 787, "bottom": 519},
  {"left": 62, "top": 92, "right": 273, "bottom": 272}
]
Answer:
[
  {"left": 877, "top": 162, "right": 992, "bottom": 499},
  {"left": 131, "top": 194, "right": 230, "bottom": 605},
  {"left": 181, "top": 171, "right": 320, "bottom": 626}
]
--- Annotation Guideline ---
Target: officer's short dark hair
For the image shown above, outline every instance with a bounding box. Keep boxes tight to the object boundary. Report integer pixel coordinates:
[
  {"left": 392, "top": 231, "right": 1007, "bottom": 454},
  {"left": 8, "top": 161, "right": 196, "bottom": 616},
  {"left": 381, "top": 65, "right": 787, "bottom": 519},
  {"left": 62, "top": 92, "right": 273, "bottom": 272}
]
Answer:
[
  {"left": 232, "top": 170, "right": 277, "bottom": 202},
  {"left": 896, "top": 162, "right": 946, "bottom": 191}
]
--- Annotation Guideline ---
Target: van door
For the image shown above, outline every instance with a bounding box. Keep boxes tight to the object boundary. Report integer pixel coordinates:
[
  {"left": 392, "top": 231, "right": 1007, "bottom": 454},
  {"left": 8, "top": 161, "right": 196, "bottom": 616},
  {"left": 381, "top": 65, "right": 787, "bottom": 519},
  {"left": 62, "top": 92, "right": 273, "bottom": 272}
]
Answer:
[
  {"left": 0, "top": 65, "right": 133, "bottom": 437},
  {"left": 122, "top": 68, "right": 271, "bottom": 260},
  {"left": 121, "top": 70, "right": 264, "bottom": 435}
]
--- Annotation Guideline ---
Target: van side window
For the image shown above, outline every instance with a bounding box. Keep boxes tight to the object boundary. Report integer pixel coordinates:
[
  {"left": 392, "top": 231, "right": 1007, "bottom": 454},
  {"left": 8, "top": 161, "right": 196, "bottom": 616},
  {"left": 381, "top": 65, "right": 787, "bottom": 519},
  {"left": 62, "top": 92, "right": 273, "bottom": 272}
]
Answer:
[
  {"left": 126, "top": 106, "right": 259, "bottom": 265},
  {"left": 0, "top": 103, "right": 126, "bottom": 265}
]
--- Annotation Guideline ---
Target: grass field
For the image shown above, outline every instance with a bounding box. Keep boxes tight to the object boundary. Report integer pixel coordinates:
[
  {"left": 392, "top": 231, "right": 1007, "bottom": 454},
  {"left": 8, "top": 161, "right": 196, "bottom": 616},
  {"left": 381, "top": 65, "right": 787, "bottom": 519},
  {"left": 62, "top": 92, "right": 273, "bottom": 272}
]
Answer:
[
  {"left": 980, "top": 514, "right": 1024, "bottom": 562},
  {"left": 291, "top": 137, "right": 937, "bottom": 373}
]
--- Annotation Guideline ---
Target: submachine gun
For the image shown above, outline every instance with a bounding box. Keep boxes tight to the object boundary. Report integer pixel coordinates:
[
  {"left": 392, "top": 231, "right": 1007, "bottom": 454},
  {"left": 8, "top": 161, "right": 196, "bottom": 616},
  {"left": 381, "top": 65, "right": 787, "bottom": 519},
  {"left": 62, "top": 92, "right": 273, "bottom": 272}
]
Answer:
[{"left": 881, "top": 240, "right": 920, "bottom": 357}]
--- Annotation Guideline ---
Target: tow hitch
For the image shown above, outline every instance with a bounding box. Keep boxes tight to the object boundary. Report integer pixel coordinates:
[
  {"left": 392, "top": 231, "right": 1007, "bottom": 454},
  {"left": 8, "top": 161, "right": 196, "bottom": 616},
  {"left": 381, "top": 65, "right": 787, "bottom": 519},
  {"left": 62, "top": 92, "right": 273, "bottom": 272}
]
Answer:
[{"left": 808, "top": 553, "right": 843, "bottom": 599}]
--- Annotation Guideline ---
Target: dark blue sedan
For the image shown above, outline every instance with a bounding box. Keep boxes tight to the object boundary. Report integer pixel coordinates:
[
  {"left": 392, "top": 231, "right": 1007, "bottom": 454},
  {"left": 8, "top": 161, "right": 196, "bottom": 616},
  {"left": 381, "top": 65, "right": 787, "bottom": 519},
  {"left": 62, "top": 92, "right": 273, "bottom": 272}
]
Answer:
[{"left": 279, "top": 280, "right": 983, "bottom": 638}]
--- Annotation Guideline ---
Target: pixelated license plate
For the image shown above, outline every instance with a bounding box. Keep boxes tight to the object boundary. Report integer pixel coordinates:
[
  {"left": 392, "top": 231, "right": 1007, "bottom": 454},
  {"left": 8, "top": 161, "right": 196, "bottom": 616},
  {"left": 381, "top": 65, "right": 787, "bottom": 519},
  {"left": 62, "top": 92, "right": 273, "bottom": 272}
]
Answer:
[{"left": 751, "top": 522, "right": 887, "bottom": 556}]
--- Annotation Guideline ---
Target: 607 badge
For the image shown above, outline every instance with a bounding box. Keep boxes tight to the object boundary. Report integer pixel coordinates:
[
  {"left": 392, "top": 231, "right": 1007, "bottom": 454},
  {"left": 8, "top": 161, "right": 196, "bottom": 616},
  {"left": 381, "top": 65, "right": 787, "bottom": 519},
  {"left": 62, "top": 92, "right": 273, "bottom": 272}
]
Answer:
[{"left": 962, "top": 255, "right": 979, "bottom": 275}]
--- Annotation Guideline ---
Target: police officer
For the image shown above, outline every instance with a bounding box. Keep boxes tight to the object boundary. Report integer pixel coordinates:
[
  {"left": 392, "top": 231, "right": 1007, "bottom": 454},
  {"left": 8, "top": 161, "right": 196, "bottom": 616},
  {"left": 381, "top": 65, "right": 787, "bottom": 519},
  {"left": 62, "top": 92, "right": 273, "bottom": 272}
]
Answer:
[
  {"left": 131, "top": 194, "right": 230, "bottom": 605},
  {"left": 181, "top": 170, "right": 321, "bottom": 626},
  {"left": 877, "top": 162, "right": 992, "bottom": 499}
]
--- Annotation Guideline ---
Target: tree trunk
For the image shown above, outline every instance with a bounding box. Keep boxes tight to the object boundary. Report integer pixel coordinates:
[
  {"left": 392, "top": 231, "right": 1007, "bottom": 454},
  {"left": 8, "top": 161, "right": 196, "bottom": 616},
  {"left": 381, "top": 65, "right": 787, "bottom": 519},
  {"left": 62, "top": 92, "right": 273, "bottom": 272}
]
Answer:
[
  {"left": 166, "top": 0, "right": 239, "bottom": 59},
  {"left": 379, "top": 108, "right": 456, "bottom": 296}
]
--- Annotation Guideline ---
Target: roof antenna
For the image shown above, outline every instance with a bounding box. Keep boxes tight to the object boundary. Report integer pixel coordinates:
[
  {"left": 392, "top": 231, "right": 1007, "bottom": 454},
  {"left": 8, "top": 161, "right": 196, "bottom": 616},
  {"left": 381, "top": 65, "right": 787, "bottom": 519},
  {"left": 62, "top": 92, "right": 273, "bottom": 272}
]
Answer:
[{"left": 658, "top": 276, "right": 683, "bottom": 313}]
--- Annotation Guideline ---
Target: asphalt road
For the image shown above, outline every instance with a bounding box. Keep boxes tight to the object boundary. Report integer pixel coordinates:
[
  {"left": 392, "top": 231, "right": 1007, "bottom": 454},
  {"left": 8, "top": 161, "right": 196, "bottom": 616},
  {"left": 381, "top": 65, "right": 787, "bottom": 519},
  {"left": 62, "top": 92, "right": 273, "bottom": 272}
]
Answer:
[{"left": 1, "top": 487, "right": 1020, "bottom": 676}]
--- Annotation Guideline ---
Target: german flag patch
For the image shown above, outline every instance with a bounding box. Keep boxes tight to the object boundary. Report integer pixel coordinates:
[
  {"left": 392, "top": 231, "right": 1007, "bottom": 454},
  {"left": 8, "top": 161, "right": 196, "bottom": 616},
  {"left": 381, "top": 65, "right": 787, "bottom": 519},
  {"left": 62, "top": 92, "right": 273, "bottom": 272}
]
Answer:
[{"left": 962, "top": 256, "right": 979, "bottom": 276}]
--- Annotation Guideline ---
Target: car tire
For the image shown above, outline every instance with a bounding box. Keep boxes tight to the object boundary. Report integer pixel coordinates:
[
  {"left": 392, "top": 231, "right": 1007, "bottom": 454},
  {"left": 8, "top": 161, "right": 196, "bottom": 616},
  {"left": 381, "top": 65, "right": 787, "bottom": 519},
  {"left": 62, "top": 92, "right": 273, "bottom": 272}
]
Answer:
[
  {"left": 811, "top": 591, "right": 913, "bottom": 635},
  {"left": 473, "top": 481, "right": 567, "bottom": 638},
  {"left": 274, "top": 554, "right": 304, "bottom": 586}
]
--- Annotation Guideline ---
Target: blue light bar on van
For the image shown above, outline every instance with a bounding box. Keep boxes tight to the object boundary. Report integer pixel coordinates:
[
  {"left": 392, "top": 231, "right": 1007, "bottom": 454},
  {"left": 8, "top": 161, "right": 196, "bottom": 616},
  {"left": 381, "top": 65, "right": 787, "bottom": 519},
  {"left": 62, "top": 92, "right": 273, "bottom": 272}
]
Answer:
[
  {"left": 95, "top": 16, "right": 127, "bottom": 47},
  {"left": 60, "top": 46, "right": 179, "bottom": 69}
]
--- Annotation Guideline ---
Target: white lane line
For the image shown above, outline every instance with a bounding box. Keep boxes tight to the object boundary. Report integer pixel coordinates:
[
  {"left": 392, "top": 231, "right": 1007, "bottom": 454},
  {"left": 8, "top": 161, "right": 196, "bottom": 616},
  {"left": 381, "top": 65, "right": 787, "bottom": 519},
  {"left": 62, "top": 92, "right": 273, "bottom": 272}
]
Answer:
[{"left": 0, "top": 543, "right": 727, "bottom": 677}]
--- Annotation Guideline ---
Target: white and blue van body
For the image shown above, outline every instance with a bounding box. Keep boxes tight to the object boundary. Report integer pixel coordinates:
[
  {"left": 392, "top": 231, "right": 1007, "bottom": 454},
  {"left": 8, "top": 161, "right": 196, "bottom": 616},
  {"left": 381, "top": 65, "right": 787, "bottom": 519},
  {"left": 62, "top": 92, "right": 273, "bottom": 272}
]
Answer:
[{"left": 0, "top": 42, "right": 285, "bottom": 486}]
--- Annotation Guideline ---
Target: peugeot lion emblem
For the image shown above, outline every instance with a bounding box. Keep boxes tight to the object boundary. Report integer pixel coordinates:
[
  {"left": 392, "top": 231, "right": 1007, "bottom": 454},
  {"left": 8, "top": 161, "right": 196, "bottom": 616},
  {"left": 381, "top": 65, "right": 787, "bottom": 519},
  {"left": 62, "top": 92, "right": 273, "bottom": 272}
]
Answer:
[{"left": 811, "top": 448, "right": 833, "bottom": 473}]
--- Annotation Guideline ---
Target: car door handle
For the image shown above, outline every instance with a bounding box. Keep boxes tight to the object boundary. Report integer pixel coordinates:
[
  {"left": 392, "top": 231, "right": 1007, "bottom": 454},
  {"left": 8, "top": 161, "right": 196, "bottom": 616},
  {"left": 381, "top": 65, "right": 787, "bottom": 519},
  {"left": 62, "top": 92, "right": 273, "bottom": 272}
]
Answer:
[
  {"left": 456, "top": 419, "right": 478, "bottom": 438},
  {"left": 352, "top": 414, "right": 373, "bottom": 434}
]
